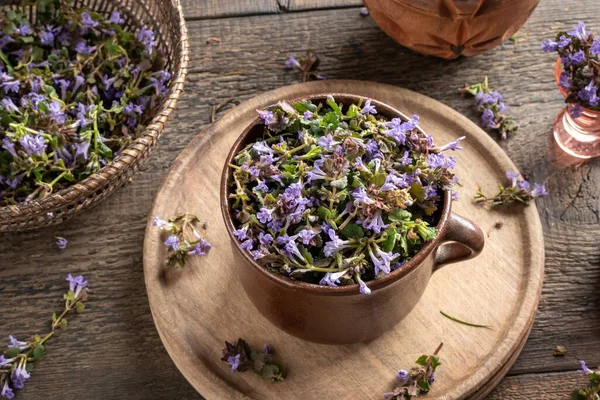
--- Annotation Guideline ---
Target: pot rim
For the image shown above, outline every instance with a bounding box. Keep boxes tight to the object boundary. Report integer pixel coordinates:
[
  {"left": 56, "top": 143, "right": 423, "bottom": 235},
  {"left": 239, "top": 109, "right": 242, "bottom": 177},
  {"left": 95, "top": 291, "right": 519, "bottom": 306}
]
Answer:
[{"left": 220, "top": 93, "right": 453, "bottom": 296}]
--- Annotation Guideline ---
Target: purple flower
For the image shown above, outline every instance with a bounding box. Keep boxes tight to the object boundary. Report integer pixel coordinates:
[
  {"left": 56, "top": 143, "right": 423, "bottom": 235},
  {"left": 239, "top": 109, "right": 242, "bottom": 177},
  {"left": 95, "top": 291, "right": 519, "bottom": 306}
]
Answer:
[
  {"left": 424, "top": 183, "right": 438, "bottom": 199},
  {"left": 257, "top": 110, "right": 274, "bottom": 126},
  {"left": 55, "top": 78, "right": 70, "bottom": 99},
  {"left": 578, "top": 81, "right": 599, "bottom": 107},
  {"left": 40, "top": 25, "right": 57, "bottom": 46},
  {"left": 251, "top": 249, "right": 265, "bottom": 260},
  {"left": 164, "top": 235, "right": 180, "bottom": 250},
  {"left": 358, "top": 279, "right": 371, "bottom": 295},
  {"left": 481, "top": 108, "right": 495, "bottom": 128},
  {"left": 258, "top": 232, "right": 273, "bottom": 245},
  {"left": 563, "top": 50, "right": 586, "bottom": 67},
  {"left": 1, "top": 79, "right": 19, "bottom": 94},
  {"left": 578, "top": 360, "right": 593, "bottom": 374},
  {"left": 362, "top": 211, "right": 388, "bottom": 234},
  {"left": 557, "top": 35, "right": 571, "bottom": 49},
  {"left": 427, "top": 153, "right": 446, "bottom": 169},
  {"left": 240, "top": 239, "right": 254, "bottom": 251},
  {"left": 518, "top": 180, "right": 530, "bottom": 190},
  {"left": 428, "top": 373, "right": 436, "bottom": 383},
  {"left": 591, "top": 39, "right": 600, "bottom": 56},
  {"left": 263, "top": 344, "right": 272, "bottom": 354},
  {"left": 317, "top": 134, "right": 340, "bottom": 151},
  {"left": 570, "top": 103, "right": 584, "bottom": 119},
  {"left": 305, "top": 163, "right": 327, "bottom": 182},
  {"left": 152, "top": 217, "right": 173, "bottom": 230},
  {"left": 227, "top": 354, "right": 241, "bottom": 371},
  {"left": 323, "top": 229, "right": 352, "bottom": 257},
  {"left": 138, "top": 26, "right": 156, "bottom": 53},
  {"left": 0, "top": 355, "right": 12, "bottom": 367},
  {"left": 257, "top": 208, "right": 274, "bottom": 224},
  {"left": 73, "top": 141, "right": 90, "bottom": 160},
  {"left": 568, "top": 21, "right": 587, "bottom": 41},
  {"left": 188, "top": 239, "right": 212, "bottom": 256},
  {"left": 55, "top": 236, "right": 68, "bottom": 250},
  {"left": 49, "top": 101, "right": 66, "bottom": 125},
  {"left": 232, "top": 226, "right": 248, "bottom": 241},
  {"left": 125, "top": 102, "right": 143, "bottom": 115},
  {"left": 319, "top": 272, "right": 340, "bottom": 287},
  {"left": 314, "top": 74, "right": 327, "bottom": 80},
  {"left": 109, "top": 10, "right": 125, "bottom": 25},
  {"left": 102, "top": 74, "right": 118, "bottom": 91},
  {"left": 1, "top": 98, "right": 18, "bottom": 113},
  {"left": 14, "top": 24, "right": 31, "bottom": 36},
  {"left": 397, "top": 369, "right": 410, "bottom": 382},
  {"left": 369, "top": 247, "right": 400, "bottom": 275},
  {"left": 531, "top": 183, "right": 548, "bottom": 198},
  {"left": 19, "top": 134, "right": 46, "bottom": 156},
  {"left": 381, "top": 172, "right": 408, "bottom": 191},
  {"left": 302, "top": 111, "right": 313, "bottom": 120},
  {"left": 8, "top": 335, "right": 27, "bottom": 350},
  {"left": 11, "top": 363, "right": 30, "bottom": 389},
  {"left": 352, "top": 187, "right": 374, "bottom": 204},
  {"left": 75, "top": 41, "right": 96, "bottom": 55},
  {"left": 1, "top": 381, "right": 13, "bottom": 400},
  {"left": 559, "top": 72, "right": 571, "bottom": 90},
  {"left": 254, "top": 179, "right": 269, "bottom": 192},
  {"left": 452, "top": 191, "right": 459, "bottom": 201},
  {"left": 2, "top": 138, "right": 17, "bottom": 158},
  {"left": 505, "top": 171, "right": 520, "bottom": 187},
  {"left": 0, "top": 35, "right": 13, "bottom": 49},
  {"left": 359, "top": 7, "right": 369, "bottom": 16},
  {"left": 298, "top": 229, "right": 316, "bottom": 245},
  {"left": 361, "top": 99, "right": 377, "bottom": 115},
  {"left": 81, "top": 11, "right": 99, "bottom": 30},
  {"left": 541, "top": 39, "right": 558, "bottom": 53},
  {"left": 284, "top": 56, "right": 300, "bottom": 69},
  {"left": 438, "top": 136, "right": 465, "bottom": 151}
]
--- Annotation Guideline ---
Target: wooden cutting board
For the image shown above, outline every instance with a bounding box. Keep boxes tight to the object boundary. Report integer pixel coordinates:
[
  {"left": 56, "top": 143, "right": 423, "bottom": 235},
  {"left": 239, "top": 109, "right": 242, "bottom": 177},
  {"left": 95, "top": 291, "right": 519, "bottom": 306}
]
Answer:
[{"left": 143, "top": 80, "right": 545, "bottom": 400}]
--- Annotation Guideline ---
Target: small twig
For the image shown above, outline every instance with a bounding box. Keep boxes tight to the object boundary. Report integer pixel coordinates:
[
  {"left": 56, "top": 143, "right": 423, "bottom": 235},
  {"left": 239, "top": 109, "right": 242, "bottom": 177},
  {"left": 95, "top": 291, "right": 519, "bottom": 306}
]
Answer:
[
  {"left": 211, "top": 97, "right": 239, "bottom": 123},
  {"left": 487, "top": 221, "right": 503, "bottom": 237},
  {"left": 433, "top": 342, "right": 444, "bottom": 356},
  {"left": 206, "top": 37, "right": 221, "bottom": 44},
  {"left": 440, "top": 311, "right": 491, "bottom": 329}
]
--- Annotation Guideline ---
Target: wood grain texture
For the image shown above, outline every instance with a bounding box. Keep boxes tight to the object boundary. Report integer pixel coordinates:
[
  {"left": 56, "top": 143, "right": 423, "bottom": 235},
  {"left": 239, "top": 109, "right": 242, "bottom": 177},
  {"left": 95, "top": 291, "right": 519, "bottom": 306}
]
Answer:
[
  {"left": 144, "top": 80, "right": 544, "bottom": 399},
  {"left": 0, "top": 0, "right": 598, "bottom": 399},
  {"left": 180, "top": 0, "right": 278, "bottom": 19},
  {"left": 282, "top": 0, "right": 362, "bottom": 12}
]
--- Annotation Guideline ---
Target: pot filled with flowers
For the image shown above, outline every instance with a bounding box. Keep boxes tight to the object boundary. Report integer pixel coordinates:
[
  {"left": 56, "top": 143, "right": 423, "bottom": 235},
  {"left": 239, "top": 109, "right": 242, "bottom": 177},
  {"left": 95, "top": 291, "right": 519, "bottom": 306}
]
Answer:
[{"left": 220, "top": 94, "right": 485, "bottom": 344}]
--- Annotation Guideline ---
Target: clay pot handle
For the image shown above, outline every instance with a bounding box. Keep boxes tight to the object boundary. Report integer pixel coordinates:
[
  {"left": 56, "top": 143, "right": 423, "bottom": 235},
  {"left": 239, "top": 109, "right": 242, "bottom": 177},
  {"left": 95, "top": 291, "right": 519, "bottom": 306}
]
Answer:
[{"left": 434, "top": 213, "right": 485, "bottom": 270}]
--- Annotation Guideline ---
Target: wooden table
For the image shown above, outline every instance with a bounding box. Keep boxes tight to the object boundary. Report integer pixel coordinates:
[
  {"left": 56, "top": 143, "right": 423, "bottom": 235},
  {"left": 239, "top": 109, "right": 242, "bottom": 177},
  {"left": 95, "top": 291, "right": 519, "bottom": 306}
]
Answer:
[{"left": 1, "top": 0, "right": 598, "bottom": 398}]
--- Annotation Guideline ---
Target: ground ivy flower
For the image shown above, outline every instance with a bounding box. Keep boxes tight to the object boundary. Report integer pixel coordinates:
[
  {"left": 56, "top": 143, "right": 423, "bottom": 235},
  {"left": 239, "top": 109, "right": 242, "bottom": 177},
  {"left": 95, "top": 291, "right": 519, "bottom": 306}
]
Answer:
[
  {"left": 154, "top": 213, "right": 212, "bottom": 268},
  {"left": 282, "top": 51, "right": 325, "bottom": 82},
  {"left": 475, "top": 171, "right": 549, "bottom": 206},
  {"left": 459, "top": 77, "right": 518, "bottom": 139},
  {"left": 137, "top": 26, "right": 156, "bottom": 54},
  {"left": 572, "top": 360, "right": 599, "bottom": 399},
  {"left": 221, "top": 338, "right": 285, "bottom": 382},
  {"left": 55, "top": 236, "right": 68, "bottom": 250},
  {"left": 284, "top": 56, "right": 300, "bottom": 69},
  {"left": 384, "top": 344, "right": 443, "bottom": 399},
  {"left": 227, "top": 97, "right": 456, "bottom": 293},
  {"left": 109, "top": 10, "right": 125, "bottom": 25}
]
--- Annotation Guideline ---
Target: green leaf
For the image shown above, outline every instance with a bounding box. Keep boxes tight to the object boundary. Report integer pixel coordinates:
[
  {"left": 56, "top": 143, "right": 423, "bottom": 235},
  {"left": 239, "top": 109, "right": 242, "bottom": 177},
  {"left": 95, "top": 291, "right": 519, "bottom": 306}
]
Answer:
[
  {"left": 51, "top": 312, "right": 57, "bottom": 322},
  {"left": 321, "top": 112, "right": 339, "bottom": 130},
  {"left": 388, "top": 208, "right": 412, "bottom": 222},
  {"left": 330, "top": 175, "right": 347, "bottom": 189},
  {"left": 33, "top": 344, "right": 45, "bottom": 361},
  {"left": 76, "top": 301, "right": 86, "bottom": 313},
  {"left": 299, "top": 246, "right": 313, "bottom": 264},
  {"left": 5, "top": 346, "right": 21, "bottom": 358},
  {"left": 292, "top": 101, "right": 310, "bottom": 113},
  {"left": 371, "top": 172, "right": 387, "bottom": 187},
  {"left": 326, "top": 97, "right": 342, "bottom": 115},
  {"left": 409, "top": 183, "right": 426, "bottom": 202},
  {"left": 64, "top": 290, "right": 75, "bottom": 302},
  {"left": 59, "top": 319, "right": 68, "bottom": 329},
  {"left": 0, "top": 50, "right": 14, "bottom": 74},
  {"left": 415, "top": 355, "right": 428, "bottom": 366},
  {"left": 417, "top": 378, "right": 431, "bottom": 392},
  {"left": 20, "top": 36, "right": 34, "bottom": 44},
  {"left": 339, "top": 223, "right": 364, "bottom": 239},
  {"left": 381, "top": 228, "right": 397, "bottom": 252},
  {"left": 300, "top": 146, "right": 322, "bottom": 161},
  {"left": 429, "top": 355, "right": 441, "bottom": 370},
  {"left": 317, "top": 206, "right": 332, "bottom": 221}
]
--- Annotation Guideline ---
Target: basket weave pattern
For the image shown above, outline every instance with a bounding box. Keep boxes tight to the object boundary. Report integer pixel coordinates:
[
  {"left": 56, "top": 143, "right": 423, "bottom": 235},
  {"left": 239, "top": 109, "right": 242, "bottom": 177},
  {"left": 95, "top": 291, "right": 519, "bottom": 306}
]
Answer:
[{"left": 0, "top": 0, "right": 189, "bottom": 232}]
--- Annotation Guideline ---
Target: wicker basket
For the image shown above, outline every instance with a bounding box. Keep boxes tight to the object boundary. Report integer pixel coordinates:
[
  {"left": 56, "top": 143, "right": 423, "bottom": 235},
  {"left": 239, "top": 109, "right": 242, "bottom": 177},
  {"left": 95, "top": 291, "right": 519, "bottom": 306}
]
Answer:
[{"left": 0, "top": 0, "right": 189, "bottom": 232}]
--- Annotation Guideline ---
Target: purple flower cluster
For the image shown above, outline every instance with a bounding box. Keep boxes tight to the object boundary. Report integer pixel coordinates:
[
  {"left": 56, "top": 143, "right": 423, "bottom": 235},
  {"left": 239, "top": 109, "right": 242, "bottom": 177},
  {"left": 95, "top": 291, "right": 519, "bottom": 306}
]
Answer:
[
  {"left": 228, "top": 97, "right": 459, "bottom": 294},
  {"left": 153, "top": 213, "right": 212, "bottom": 268},
  {"left": 475, "top": 171, "right": 548, "bottom": 206},
  {"left": 543, "top": 21, "right": 600, "bottom": 115},
  {"left": 0, "top": 2, "right": 171, "bottom": 205}
]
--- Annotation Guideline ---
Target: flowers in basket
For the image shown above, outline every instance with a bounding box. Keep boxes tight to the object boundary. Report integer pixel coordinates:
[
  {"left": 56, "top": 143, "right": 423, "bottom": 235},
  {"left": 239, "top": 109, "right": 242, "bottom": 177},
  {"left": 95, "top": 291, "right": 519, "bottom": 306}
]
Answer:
[
  {"left": 226, "top": 96, "right": 461, "bottom": 294},
  {"left": 0, "top": 0, "right": 171, "bottom": 205},
  {"left": 542, "top": 21, "right": 600, "bottom": 118}
]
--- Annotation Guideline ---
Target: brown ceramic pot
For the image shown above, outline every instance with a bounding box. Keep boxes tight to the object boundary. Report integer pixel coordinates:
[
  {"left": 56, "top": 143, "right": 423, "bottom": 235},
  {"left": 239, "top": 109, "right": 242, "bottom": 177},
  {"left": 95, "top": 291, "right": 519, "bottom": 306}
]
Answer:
[
  {"left": 363, "top": 0, "right": 540, "bottom": 59},
  {"left": 220, "top": 94, "right": 485, "bottom": 344}
]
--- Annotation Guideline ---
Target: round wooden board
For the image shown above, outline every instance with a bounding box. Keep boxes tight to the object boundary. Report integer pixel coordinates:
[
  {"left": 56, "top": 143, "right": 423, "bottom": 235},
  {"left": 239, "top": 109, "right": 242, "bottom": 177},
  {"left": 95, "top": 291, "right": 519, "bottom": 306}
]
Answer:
[{"left": 143, "top": 80, "right": 545, "bottom": 400}]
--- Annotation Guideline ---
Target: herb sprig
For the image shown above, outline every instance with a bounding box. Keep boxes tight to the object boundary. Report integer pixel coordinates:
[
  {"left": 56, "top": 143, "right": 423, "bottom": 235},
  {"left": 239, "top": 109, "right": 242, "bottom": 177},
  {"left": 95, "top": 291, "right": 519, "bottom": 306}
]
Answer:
[
  {"left": 384, "top": 343, "right": 443, "bottom": 399},
  {"left": 221, "top": 338, "right": 285, "bottom": 382},
  {"left": 573, "top": 361, "right": 599, "bottom": 400},
  {"left": 1, "top": 274, "right": 89, "bottom": 399},
  {"left": 474, "top": 171, "right": 548, "bottom": 206},
  {"left": 153, "top": 213, "right": 212, "bottom": 268}
]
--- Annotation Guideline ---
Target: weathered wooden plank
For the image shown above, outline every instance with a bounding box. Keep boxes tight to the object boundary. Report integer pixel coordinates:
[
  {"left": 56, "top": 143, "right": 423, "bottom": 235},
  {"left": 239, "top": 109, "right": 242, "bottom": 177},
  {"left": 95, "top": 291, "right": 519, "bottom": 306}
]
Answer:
[
  {"left": 1, "top": 0, "right": 599, "bottom": 399},
  {"left": 282, "top": 0, "right": 362, "bottom": 12},
  {"left": 180, "top": 0, "right": 279, "bottom": 20}
]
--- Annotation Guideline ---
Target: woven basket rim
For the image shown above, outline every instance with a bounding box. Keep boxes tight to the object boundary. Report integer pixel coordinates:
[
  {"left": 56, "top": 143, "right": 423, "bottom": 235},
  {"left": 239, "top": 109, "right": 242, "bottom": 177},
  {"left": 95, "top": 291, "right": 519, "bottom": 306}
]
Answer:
[{"left": 0, "top": 0, "right": 189, "bottom": 219}]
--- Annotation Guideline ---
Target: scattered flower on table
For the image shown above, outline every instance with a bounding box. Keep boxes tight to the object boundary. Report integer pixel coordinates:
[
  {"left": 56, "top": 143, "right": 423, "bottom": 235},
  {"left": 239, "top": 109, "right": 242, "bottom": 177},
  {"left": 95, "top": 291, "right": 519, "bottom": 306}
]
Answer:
[
  {"left": 0, "top": 274, "right": 89, "bottom": 399},
  {"left": 153, "top": 213, "right": 212, "bottom": 268},
  {"left": 0, "top": 2, "right": 171, "bottom": 206},
  {"left": 360, "top": 7, "right": 370, "bottom": 16},
  {"left": 283, "top": 51, "right": 326, "bottom": 82},
  {"left": 384, "top": 343, "right": 443, "bottom": 399},
  {"left": 571, "top": 360, "right": 599, "bottom": 400},
  {"left": 474, "top": 171, "right": 548, "bottom": 206},
  {"left": 542, "top": 21, "right": 600, "bottom": 118},
  {"left": 227, "top": 96, "right": 460, "bottom": 294},
  {"left": 220, "top": 338, "right": 285, "bottom": 382},
  {"left": 458, "top": 77, "right": 518, "bottom": 140},
  {"left": 55, "top": 236, "right": 68, "bottom": 250}
]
